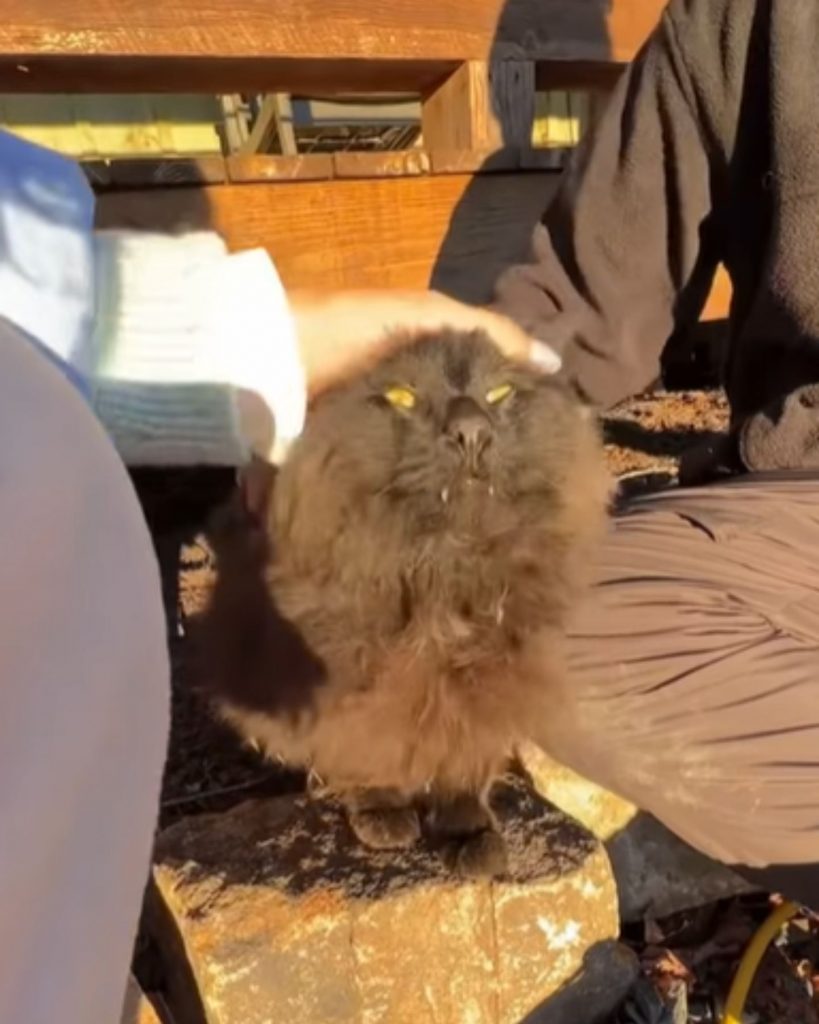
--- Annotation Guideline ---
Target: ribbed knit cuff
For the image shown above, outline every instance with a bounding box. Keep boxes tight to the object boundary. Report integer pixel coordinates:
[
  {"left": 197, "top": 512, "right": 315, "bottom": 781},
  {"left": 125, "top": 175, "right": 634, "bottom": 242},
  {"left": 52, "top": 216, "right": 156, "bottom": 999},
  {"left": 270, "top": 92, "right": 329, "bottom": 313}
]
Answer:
[{"left": 89, "top": 230, "right": 306, "bottom": 467}]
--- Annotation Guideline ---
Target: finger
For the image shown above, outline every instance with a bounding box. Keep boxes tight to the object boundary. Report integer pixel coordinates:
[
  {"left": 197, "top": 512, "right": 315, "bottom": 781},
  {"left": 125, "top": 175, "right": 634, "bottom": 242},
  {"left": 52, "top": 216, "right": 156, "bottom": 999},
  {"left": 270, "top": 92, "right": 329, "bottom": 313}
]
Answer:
[{"left": 528, "top": 339, "right": 562, "bottom": 373}]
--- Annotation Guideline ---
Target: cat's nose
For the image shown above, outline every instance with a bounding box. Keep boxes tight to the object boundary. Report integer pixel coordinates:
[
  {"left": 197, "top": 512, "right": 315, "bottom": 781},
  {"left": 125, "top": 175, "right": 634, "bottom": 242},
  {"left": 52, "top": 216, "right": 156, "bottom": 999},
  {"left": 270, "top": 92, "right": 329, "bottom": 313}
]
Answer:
[{"left": 444, "top": 397, "right": 493, "bottom": 468}]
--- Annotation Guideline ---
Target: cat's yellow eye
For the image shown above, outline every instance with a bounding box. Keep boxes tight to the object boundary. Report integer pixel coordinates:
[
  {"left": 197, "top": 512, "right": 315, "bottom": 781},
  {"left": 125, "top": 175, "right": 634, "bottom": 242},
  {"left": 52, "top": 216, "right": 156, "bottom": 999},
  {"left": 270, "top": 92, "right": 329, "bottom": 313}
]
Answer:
[
  {"left": 384, "top": 385, "right": 417, "bottom": 410},
  {"left": 485, "top": 383, "right": 515, "bottom": 405}
]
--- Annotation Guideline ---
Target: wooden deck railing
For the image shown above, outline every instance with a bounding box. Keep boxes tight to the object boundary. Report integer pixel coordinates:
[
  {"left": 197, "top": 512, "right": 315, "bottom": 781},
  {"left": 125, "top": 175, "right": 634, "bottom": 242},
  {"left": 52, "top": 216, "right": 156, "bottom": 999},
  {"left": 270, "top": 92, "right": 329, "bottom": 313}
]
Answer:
[{"left": 0, "top": 0, "right": 730, "bottom": 317}]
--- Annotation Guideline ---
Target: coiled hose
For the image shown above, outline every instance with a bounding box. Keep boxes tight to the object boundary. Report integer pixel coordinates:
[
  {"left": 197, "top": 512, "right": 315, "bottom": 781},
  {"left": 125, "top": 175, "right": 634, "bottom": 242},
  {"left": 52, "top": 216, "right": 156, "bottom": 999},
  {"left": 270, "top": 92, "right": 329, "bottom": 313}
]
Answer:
[{"left": 721, "top": 899, "right": 801, "bottom": 1024}]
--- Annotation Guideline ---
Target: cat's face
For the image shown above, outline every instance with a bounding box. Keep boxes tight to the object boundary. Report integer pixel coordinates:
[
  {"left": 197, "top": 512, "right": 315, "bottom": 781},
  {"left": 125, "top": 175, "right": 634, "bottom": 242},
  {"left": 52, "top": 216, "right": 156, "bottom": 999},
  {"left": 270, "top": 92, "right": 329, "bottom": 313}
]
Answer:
[{"left": 275, "top": 330, "right": 601, "bottom": 539}]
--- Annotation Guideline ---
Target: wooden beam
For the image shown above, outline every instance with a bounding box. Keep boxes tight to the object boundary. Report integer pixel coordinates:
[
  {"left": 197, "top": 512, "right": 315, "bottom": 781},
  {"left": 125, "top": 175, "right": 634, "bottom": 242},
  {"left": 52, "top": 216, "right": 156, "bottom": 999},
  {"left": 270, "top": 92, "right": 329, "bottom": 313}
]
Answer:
[
  {"left": 79, "top": 151, "right": 568, "bottom": 190},
  {"left": 535, "top": 61, "right": 625, "bottom": 92},
  {"left": 0, "top": 0, "right": 666, "bottom": 92},
  {"left": 93, "top": 168, "right": 730, "bottom": 319},
  {"left": 421, "top": 60, "right": 535, "bottom": 151},
  {"left": 225, "top": 154, "right": 334, "bottom": 183},
  {"left": 241, "top": 94, "right": 298, "bottom": 156},
  {"left": 95, "top": 173, "right": 561, "bottom": 304},
  {"left": 218, "top": 94, "right": 250, "bottom": 152},
  {"left": 0, "top": 57, "right": 458, "bottom": 94},
  {"left": 84, "top": 157, "right": 228, "bottom": 189}
]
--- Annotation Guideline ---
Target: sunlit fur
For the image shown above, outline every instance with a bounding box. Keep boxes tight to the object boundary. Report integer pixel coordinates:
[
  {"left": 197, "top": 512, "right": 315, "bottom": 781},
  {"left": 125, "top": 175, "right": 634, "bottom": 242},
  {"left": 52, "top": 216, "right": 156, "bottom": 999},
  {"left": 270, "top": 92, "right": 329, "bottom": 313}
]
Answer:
[{"left": 192, "top": 329, "right": 612, "bottom": 863}]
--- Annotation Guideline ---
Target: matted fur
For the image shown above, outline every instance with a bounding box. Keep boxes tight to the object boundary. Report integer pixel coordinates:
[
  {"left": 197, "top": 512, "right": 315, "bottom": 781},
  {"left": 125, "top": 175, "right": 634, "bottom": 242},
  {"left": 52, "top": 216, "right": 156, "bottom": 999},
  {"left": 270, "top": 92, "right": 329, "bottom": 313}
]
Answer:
[{"left": 191, "top": 329, "right": 611, "bottom": 866}]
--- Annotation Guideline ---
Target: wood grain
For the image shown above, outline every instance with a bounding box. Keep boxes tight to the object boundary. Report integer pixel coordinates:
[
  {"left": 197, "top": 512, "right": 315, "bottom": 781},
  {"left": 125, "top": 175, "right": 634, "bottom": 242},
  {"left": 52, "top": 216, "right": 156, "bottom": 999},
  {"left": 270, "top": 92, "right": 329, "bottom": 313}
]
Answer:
[
  {"left": 428, "top": 147, "right": 568, "bottom": 173},
  {"left": 226, "top": 154, "right": 334, "bottom": 183},
  {"left": 423, "top": 63, "right": 494, "bottom": 152},
  {"left": 0, "top": 56, "right": 458, "bottom": 94},
  {"left": 333, "top": 150, "right": 431, "bottom": 178},
  {"left": 0, "top": 0, "right": 666, "bottom": 92},
  {"left": 422, "top": 60, "right": 535, "bottom": 151},
  {"left": 93, "top": 170, "right": 730, "bottom": 318},
  {"left": 240, "top": 94, "right": 297, "bottom": 155},
  {"left": 94, "top": 173, "right": 560, "bottom": 303},
  {"left": 84, "top": 157, "right": 227, "bottom": 189}
]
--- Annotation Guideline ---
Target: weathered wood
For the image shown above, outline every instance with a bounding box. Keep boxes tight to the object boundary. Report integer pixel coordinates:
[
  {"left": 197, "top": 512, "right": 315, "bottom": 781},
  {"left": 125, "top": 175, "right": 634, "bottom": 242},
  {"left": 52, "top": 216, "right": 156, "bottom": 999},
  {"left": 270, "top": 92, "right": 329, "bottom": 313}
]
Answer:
[
  {"left": 332, "top": 150, "right": 430, "bottom": 178},
  {"left": 94, "top": 173, "right": 561, "bottom": 304},
  {"left": 535, "top": 61, "right": 625, "bottom": 92},
  {"left": 226, "top": 154, "right": 334, "bottom": 183},
  {"left": 93, "top": 149, "right": 566, "bottom": 184},
  {"left": 421, "top": 60, "right": 535, "bottom": 152},
  {"left": 219, "top": 94, "right": 250, "bottom": 152},
  {"left": 93, "top": 170, "right": 731, "bottom": 318},
  {"left": 488, "top": 61, "right": 537, "bottom": 147},
  {"left": 0, "top": 0, "right": 666, "bottom": 93},
  {"left": 83, "top": 157, "right": 227, "bottom": 190},
  {"left": 429, "top": 147, "right": 521, "bottom": 174},
  {"left": 241, "top": 94, "right": 298, "bottom": 155},
  {"left": 423, "top": 62, "right": 494, "bottom": 152},
  {"left": 0, "top": 56, "right": 458, "bottom": 94},
  {"left": 428, "top": 146, "right": 568, "bottom": 173}
]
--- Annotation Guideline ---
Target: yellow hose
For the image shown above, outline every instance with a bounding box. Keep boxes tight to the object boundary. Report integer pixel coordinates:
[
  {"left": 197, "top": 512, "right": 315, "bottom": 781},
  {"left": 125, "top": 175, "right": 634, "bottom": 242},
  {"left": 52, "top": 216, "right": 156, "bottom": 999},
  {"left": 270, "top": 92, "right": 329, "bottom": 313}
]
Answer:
[{"left": 721, "top": 899, "right": 801, "bottom": 1024}]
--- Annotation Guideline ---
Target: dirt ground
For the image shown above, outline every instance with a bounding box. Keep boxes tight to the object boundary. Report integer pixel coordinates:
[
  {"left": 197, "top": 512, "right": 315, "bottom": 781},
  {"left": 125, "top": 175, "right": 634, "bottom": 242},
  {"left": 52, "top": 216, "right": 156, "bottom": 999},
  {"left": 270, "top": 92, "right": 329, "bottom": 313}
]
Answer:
[{"left": 137, "top": 385, "right": 819, "bottom": 1023}]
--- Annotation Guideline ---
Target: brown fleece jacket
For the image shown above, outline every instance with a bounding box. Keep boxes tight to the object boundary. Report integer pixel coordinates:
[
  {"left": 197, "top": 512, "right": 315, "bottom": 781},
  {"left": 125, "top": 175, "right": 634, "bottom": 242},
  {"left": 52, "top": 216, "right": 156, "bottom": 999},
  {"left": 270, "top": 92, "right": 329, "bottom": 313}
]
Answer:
[{"left": 492, "top": 0, "right": 819, "bottom": 477}]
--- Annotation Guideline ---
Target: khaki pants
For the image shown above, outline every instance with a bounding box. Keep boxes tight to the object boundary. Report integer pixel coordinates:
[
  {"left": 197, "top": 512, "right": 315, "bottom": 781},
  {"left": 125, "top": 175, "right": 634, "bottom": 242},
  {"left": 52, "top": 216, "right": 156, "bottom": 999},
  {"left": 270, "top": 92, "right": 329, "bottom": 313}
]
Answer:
[
  {"left": 550, "top": 473, "right": 819, "bottom": 905},
  {"left": 0, "top": 324, "right": 169, "bottom": 1024}
]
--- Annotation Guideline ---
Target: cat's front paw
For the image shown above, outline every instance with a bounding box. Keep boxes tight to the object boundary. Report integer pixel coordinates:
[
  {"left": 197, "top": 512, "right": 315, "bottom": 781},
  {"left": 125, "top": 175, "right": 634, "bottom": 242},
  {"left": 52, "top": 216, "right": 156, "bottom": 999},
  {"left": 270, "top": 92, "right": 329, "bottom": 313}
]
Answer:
[
  {"left": 447, "top": 829, "right": 508, "bottom": 878},
  {"left": 348, "top": 806, "right": 422, "bottom": 850}
]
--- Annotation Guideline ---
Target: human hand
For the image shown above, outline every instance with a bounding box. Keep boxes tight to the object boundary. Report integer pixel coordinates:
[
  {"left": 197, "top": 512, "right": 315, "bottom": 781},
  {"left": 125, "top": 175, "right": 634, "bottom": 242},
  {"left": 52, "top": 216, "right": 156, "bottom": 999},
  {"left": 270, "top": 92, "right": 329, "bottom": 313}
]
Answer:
[
  {"left": 237, "top": 285, "right": 562, "bottom": 517},
  {"left": 287, "top": 288, "right": 562, "bottom": 397}
]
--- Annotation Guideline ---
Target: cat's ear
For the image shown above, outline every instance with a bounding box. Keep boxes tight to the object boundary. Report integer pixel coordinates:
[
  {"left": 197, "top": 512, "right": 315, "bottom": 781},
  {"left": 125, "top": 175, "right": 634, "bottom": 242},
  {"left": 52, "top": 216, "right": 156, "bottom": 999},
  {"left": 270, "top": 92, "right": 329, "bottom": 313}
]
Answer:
[{"left": 237, "top": 455, "right": 278, "bottom": 526}]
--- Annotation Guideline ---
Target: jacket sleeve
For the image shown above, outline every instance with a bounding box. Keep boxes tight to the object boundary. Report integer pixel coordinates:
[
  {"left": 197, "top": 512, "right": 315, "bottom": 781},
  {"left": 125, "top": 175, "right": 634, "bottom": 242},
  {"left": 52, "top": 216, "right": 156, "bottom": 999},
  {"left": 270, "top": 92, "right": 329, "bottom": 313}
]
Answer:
[{"left": 492, "top": 1, "right": 730, "bottom": 409}]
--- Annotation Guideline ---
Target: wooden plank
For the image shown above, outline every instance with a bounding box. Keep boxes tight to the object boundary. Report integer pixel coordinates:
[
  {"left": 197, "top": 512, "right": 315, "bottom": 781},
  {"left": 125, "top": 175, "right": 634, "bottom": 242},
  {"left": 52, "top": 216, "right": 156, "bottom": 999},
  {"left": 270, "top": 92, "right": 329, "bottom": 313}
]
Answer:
[
  {"left": 83, "top": 157, "right": 227, "bottom": 189},
  {"left": 333, "top": 150, "right": 430, "bottom": 178},
  {"left": 535, "top": 62, "right": 625, "bottom": 92},
  {"left": 226, "top": 154, "right": 333, "bottom": 182},
  {"left": 421, "top": 60, "right": 535, "bottom": 153},
  {"left": 93, "top": 170, "right": 730, "bottom": 319},
  {"left": 219, "top": 93, "right": 250, "bottom": 151},
  {"left": 488, "top": 61, "right": 536, "bottom": 148},
  {"left": 423, "top": 62, "right": 494, "bottom": 152},
  {"left": 77, "top": 146, "right": 572, "bottom": 187},
  {"left": 0, "top": 57, "right": 459, "bottom": 94},
  {"left": 0, "top": 0, "right": 666, "bottom": 92},
  {"left": 421, "top": 60, "right": 532, "bottom": 151},
  {"left": 94, "top": 173, "right": 561, "bottom": 304},
  {"left": 429, "top": 146, "right": 568, "bottom": 173},
  {"left": 0, "top": 93, "right": 223, "bottom": 157},
  {"left": 240, "top": 94, "right": 297, "bottom": 155}
]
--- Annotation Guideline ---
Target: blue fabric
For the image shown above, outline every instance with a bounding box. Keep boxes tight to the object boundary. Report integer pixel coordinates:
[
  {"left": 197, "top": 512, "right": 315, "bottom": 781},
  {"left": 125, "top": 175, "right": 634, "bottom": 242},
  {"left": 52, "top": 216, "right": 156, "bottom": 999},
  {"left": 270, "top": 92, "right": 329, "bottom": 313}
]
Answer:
[{"left": 0, "top": 130, "right": 95, "bottom": 397}]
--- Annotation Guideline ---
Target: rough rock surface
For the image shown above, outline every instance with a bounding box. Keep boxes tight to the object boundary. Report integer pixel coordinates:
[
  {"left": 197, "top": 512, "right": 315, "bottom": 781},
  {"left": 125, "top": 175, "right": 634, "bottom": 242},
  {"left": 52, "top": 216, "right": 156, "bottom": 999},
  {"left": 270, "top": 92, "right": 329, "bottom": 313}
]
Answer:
[
  {"left": 148, "top": 777, "right": 636, "bottom": 1024},
  {"left": 518, "top": 744, "right": 751, "bottom": 922}
]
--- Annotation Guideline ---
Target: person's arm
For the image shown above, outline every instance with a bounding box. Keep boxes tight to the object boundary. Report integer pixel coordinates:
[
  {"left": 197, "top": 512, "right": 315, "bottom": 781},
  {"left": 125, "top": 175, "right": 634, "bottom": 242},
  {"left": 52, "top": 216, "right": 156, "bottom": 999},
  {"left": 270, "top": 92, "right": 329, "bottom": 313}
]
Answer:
[
  {"left": 286, "top": 286, "right": 561, "bottom": 395},
  {"left": 492, "top": 0, "right": 746, "bottom": 410},
  {"left": 0, "top": 129, "right": 557, "bottom": 470},
  {"left": 88, "top": 245, "right": 559, "bottom": 467}
]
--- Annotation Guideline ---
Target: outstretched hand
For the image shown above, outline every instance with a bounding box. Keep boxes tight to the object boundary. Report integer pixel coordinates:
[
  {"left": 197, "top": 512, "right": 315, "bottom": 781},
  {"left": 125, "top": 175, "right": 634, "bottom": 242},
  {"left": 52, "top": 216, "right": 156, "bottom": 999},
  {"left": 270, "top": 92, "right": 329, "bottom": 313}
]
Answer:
[{"left": 288, "top": 288, "right": 562, "bottom": 396}]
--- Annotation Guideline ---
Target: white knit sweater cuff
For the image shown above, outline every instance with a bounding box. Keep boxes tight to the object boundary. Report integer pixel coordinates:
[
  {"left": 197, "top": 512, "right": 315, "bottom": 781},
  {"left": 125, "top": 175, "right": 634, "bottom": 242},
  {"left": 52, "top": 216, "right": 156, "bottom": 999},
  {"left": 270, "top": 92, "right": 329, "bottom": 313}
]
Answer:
[{"left": 89, "top": 231, "right": 306, "bottom": 467}]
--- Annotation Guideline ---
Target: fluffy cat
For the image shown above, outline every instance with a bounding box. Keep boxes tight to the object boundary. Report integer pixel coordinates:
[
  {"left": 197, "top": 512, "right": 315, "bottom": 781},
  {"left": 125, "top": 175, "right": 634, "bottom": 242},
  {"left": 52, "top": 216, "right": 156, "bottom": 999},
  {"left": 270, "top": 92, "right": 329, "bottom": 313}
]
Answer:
[{"left": 191, "top": 328, "right": 611, "bottom": 875}]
